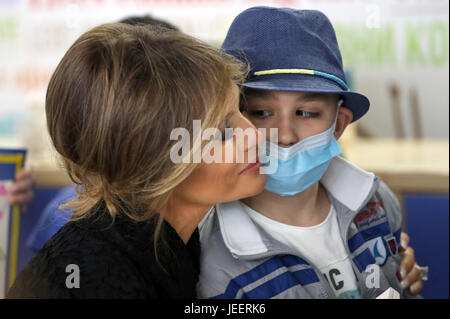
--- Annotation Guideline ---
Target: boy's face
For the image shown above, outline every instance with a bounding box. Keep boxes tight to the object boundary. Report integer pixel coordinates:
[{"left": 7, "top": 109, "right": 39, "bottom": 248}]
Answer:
[{"left": 242, "top": 90, "right": 349, "bottom": 147}]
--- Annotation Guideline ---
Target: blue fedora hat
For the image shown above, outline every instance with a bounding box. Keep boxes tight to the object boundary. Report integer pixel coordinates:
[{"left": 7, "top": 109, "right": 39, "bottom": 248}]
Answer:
[{"left": 222, "top": 6, "right": 370, "bottom": 122}]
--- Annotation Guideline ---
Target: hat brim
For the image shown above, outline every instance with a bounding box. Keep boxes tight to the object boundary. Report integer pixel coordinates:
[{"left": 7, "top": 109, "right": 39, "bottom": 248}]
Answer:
[{"left": 241, "top": 74, "right": 370, "bottom": 122}]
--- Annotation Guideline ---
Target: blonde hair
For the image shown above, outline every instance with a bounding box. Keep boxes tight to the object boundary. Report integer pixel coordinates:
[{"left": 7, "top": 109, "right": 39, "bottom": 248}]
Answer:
[{"left": 46, "top": 23, "right": 246, "bottom": 239}]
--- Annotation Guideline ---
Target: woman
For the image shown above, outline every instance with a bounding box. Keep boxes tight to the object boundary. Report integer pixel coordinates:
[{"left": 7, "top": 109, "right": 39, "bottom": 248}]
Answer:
[{"left": 7, "top": 23, "right": 266, "bottom": 298}]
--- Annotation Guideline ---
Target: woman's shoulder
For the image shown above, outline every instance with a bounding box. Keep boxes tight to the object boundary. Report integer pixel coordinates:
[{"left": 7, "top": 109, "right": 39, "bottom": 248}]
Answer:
[{"left": 7, "top": 212, "right": 156, "bottom": 298}]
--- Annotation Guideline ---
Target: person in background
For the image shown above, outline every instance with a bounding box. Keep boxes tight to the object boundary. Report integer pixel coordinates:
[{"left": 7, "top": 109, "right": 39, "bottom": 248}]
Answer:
[
  {"left": 197, "top": 7, "right": 425, "bottom": 299},
  {"left": 119, "top": 14, "right": 180, "bottom": 30},
  {"left": 7, "top": 22, "right": 266, "bottom": 298}
]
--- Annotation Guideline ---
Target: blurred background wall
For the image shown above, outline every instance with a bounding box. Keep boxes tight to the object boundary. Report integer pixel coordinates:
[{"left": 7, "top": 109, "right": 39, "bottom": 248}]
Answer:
[
  {"left": 0, "top": 0, "right": 448, "bottom": 299},
  {"left": 0, "top": 0, "right": 448, "bottom": 145}
]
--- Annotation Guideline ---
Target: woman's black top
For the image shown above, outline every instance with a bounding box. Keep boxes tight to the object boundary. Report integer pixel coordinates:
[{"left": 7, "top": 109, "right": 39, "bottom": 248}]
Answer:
[{"left": 6, "top": 201, "right": 201, "bottom": 298}]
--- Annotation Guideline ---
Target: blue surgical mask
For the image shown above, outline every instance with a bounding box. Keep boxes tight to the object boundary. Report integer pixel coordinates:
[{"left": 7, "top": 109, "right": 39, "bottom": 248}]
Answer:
[{"left": 259, "top": 105, "right": 342, "bottom": 196}]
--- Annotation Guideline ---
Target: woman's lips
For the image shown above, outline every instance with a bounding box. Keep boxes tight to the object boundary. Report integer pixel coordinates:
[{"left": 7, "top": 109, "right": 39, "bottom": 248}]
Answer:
[{"left": 239, "top": 160, "right": 262, "bottom": 175}]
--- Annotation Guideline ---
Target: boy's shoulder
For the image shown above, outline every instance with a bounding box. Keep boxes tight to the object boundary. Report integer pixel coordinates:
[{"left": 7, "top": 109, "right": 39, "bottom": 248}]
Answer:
[
  {"left": 323, "top": 156, "right": 402, "bottom": 232},
  {"left": 370, "top": 178, "right": 403, "bottom": 235},
  {"left": 323, "top": 157, "right": 399, "bottom": 207}
]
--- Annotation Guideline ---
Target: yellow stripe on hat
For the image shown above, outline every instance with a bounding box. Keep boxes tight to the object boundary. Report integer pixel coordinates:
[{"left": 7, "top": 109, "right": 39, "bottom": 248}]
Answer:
[
  {"left": 254, "top": 69, "right": 314, "bottom": 76},
  {"left": 253, "top": 68, "right": 349, "bottom": 91}
]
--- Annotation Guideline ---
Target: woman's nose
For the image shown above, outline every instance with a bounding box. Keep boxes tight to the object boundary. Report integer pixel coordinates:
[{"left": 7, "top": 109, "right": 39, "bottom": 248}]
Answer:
[
  {"left": 238, "top": 121, "right": 262, "bottom": 152},
  {"left": 235, "top": 117, "right": 263, "bottom": 163}
]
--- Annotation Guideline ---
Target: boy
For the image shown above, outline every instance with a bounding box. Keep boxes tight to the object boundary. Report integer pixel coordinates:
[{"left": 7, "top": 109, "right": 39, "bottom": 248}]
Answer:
[{"left": 197, "top": 7, "right": 423, "bottom": 298}]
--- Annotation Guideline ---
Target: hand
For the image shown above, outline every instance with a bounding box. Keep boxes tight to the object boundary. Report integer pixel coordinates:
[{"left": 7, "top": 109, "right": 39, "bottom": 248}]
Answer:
[
  {"left": 397, "top": 232, "right": 424, "bottom": 295},
  {"left": 8, "top": 168, "right": 35, "bottom": 209}
]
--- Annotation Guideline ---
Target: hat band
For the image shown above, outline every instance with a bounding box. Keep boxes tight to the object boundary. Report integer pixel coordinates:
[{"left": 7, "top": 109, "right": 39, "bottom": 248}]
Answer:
[{"left": 253, "top": 69, "right": 349, "bottom": 91}]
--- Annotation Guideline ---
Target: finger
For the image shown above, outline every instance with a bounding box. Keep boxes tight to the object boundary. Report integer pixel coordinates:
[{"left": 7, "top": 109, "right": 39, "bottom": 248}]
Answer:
[
  {"left": 15, "top": 169, "right": 34, "bottom": 185},
  {"left": 400, "top": 263, "right": 420, "bottom": 290},
  {"left": 10, "top": 177, "right": 34, "bottom": 194},
  {"left": 399, "top": 247, "right": 415, "bottom": 279},
  {"left": 15, "top": 168, "right": 33, "bottom": 180},
  {"left": 408, "top": 278, "right": 424, "bottom": 296},
  {"left": 8, "top": 191, "right": 34, "bottom": 206},
  {"left": 399, "top": 232, "right": 410, "bottom": 252},
  {"left": 402, "top": 246, "right": 415, "bottom": 259}
]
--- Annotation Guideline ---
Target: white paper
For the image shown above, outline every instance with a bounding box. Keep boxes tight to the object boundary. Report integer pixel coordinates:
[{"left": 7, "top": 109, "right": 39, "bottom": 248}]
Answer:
[{"left": 376, "top": 287, "right": 400, "bottom": 299}]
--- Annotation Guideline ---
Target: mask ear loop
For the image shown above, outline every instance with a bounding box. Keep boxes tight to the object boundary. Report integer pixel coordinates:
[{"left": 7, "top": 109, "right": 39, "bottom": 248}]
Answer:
[{"left": 331, "top": 99, "right": 344, "bottom": 133}]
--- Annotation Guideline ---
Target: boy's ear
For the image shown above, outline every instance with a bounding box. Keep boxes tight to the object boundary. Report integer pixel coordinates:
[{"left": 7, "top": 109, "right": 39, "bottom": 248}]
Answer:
[{"left": 334, "top": 106, "right": 353, "bottom": 140}]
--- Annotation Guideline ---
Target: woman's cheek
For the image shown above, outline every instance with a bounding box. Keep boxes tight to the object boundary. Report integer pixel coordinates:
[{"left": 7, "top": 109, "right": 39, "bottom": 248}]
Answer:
[
  {"left": 220, "top": 140, "right": 236, "bottom": 163},
  {"left": 212, "top": 162, "right": 241, "bottom": 185},
  {"left": 200, "top": 162, "right": 239, "bottom": 188}
]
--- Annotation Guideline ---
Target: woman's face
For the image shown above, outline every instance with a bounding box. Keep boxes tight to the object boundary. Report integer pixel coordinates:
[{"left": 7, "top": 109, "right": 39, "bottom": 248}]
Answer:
[{"left": 174, "top": 84, "right": 267, "bottom": 207}]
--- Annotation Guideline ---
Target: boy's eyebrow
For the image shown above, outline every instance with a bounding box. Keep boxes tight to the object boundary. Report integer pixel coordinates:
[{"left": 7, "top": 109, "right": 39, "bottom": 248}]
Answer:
[
  {"left": 243, "top": 90, "right": 278, "bottom": 100},
  {"left": 297, "top": 92, "right": 329, "bottom": 102},
  {"left": 244, "top": 90, "right": 330, "bottom": 102}
]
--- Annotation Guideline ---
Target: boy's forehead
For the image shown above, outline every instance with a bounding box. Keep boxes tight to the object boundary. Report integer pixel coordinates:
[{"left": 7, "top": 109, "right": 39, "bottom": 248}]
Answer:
[{"left": 244, "top": 89, "right": 337, "bottom": 102}]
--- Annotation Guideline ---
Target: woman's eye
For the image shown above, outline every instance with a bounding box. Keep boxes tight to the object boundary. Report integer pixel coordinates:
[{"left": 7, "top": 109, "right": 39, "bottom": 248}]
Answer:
[
  {"left": 248, "top": 110, "right": 271, "bottom": 118},
  {"left": 221, "top": 127, "right": 233, "bottom": 141},
  {"left": 296, "top": 110, "right": 319, "bottom": 118}
]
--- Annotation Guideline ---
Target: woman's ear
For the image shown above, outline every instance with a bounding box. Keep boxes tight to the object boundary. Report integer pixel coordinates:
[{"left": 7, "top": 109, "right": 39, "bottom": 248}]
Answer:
[{"left": 334, "top": 106, "right": 353, "bottom": 140}]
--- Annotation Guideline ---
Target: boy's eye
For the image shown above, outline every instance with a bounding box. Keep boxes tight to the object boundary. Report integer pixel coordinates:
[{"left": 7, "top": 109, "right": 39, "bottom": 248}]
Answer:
[
  {"left": 248, "top": 110, "right": 271, "bottom": 118},
  {"left": 296, "top": 110, "right": 319, "bottom": 118}
]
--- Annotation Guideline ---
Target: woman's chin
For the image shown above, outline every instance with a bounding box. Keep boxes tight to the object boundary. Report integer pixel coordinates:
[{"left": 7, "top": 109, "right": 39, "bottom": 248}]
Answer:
[{"left": 242, "top": 174, "right": 267, "bottom": 198}]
